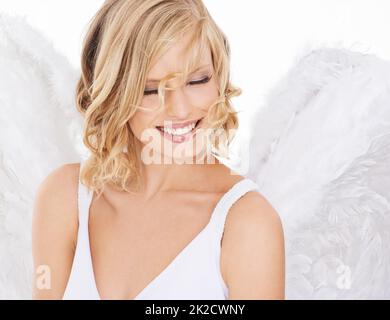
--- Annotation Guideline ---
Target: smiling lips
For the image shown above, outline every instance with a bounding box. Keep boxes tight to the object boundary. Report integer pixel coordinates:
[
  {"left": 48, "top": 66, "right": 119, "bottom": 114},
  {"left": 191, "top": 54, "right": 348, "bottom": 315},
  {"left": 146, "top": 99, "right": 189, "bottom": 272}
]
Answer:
[
  {"left": 156, "top": 118, "right": 202, "bottom": 143},
  {"left": 156, "top": 118, "right": 202, "bottom": 133}
]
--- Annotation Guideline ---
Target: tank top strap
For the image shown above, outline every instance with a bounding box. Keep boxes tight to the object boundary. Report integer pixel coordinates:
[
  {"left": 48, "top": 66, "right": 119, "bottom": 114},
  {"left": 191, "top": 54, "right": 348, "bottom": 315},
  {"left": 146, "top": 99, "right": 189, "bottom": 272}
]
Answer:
[
  {"left": 210, "top": 178, "right": 260, "bottom": 244},
  {"left": 63, "top": 158, "right": 99, "bottom": 299},
  {"left": 77, "top": 159, "right": 93, "bottom": 227}
]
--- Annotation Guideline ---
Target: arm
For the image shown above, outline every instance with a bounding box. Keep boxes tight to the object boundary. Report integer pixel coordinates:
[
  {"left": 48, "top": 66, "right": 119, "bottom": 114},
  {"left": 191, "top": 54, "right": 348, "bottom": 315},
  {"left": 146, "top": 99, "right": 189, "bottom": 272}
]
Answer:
[
  {"left": 31, "top": 164, "right": 80, "bottom": 299},
  {"left": 222, "top": 191, "right": 285, "bottom": 300}
]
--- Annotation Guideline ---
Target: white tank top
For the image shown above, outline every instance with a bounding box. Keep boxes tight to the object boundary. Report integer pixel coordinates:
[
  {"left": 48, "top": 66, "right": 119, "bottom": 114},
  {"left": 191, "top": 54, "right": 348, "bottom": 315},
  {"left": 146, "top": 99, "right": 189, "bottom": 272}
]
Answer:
[{"left": 63, "top": 161, "right": 260, "bottom": 300}]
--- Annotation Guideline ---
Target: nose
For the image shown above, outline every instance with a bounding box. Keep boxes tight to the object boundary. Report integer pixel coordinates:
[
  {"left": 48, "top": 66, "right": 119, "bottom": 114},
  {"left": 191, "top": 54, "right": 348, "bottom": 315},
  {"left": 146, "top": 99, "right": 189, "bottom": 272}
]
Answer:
[{"left": 165, "top": 86, "right": 193, "bottom": 119}]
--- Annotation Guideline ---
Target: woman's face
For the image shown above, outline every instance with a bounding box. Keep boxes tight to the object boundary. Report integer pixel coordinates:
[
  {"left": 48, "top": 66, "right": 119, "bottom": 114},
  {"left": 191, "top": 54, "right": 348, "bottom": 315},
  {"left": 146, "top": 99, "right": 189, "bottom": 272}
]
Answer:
[{"left": 129, "top": 33, "right": 220, "bottom": 164}]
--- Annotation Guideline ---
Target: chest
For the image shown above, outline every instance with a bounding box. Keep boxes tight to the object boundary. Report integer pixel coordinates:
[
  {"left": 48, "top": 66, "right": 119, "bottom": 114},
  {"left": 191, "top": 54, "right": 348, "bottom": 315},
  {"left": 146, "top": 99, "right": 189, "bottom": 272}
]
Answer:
[{"left": 88, "top": 191, "right": 224, "bottom": 299}]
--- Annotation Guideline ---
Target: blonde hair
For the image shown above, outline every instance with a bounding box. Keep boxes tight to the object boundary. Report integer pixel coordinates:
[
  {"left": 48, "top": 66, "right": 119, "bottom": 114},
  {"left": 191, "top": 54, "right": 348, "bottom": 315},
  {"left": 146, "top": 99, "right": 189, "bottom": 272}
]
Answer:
[{"left": 77, "top": 0, "right": 242, "bottom": 196}]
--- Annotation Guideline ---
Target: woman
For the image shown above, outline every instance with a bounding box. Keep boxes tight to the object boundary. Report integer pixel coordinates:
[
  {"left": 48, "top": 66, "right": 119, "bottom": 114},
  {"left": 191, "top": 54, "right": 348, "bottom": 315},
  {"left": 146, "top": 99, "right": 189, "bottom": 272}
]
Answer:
[{"left": 32, "top": 0, "right": 285, "bottom": 300}]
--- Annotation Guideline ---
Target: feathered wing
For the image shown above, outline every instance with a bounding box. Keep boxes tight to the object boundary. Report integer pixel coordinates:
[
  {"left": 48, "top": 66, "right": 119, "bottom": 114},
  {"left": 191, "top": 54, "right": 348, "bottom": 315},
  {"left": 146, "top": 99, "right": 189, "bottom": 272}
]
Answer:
[
  {"left": 247, "top": 47, "right": 390, "bottom": 299},
  {"left": 0, "top": 14, "right": 86, "bottom": 298}
]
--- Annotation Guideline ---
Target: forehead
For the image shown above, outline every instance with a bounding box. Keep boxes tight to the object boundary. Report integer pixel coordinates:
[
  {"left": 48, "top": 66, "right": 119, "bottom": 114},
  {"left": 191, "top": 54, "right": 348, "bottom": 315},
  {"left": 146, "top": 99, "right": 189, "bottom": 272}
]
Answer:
[{"left": 147, "top": 33, "right": 212, "bottom": 83}]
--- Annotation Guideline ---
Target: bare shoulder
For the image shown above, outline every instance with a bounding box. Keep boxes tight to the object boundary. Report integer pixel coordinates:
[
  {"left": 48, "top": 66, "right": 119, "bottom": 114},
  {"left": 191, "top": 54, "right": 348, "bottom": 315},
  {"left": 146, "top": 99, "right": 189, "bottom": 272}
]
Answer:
[
  {"left": 34, "top": 163, "right": 81, "bottom": 209},
  {"left": 228, "top": 190, "right": 283, "bottom": 231},
  {"left": 32, "top": 162, "right": 81, "bottom": 299},
  {"left": 221, "top": 189, "right": 285, "bottom": 299}
]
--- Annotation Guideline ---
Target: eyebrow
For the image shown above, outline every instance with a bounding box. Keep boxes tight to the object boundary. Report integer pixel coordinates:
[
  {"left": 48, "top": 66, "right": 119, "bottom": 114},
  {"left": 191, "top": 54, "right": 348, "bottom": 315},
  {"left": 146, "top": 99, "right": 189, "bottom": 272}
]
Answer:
[{"left": 146, "top": 64, "right": 211, "bottom": 84}]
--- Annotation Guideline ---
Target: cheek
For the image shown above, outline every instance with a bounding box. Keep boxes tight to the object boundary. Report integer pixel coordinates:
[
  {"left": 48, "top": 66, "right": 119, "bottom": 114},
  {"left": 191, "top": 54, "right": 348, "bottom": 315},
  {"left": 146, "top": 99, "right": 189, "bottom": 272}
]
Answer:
[
  {"left": 190, "top": 80, "right": 220, "bottom": 109},
  {"left": 129, "top": 113, "right": 149, "bottom": 139}
]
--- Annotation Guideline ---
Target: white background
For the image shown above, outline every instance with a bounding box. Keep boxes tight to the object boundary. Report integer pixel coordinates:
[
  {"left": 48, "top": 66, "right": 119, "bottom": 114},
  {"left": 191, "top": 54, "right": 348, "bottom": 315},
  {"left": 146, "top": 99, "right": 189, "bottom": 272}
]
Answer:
[{"left": 1, "top": 0, "right": 390, "bottom": 143}]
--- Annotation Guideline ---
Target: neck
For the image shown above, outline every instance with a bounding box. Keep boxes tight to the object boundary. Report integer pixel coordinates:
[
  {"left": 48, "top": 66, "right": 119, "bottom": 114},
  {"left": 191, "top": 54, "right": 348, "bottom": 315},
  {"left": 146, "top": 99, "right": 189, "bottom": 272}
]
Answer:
[{"left": 133, "top": 139, "right": 226, "bottom": 200}]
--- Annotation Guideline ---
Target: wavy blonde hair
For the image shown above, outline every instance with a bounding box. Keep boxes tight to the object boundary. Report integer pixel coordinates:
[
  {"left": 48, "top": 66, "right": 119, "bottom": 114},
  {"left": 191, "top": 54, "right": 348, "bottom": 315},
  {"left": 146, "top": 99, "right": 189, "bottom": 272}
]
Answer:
[{"left": 77, "top": 0, "right": 242, "bottom": 196}]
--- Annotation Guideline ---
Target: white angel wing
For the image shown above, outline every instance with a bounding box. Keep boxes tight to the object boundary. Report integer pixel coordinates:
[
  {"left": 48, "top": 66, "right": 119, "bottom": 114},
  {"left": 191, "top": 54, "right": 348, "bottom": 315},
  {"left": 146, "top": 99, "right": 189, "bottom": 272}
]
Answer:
[
  {"left": 247, "top": 47, "right": 390, "bottom": 299},
  {"left": 0, "top": 14, "right": 85, "bottom": 298}
]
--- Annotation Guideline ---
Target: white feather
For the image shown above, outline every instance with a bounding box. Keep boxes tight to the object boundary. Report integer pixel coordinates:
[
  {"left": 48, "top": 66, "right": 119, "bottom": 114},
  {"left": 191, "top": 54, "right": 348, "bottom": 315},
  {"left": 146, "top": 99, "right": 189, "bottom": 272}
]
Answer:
[{"left": 248, "top": 48, "right": 390, "bottom": 299}]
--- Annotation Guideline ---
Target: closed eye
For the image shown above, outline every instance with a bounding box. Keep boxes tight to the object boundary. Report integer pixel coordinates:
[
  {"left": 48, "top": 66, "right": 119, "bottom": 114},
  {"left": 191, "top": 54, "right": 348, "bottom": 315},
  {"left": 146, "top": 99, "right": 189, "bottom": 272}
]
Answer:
[
  {"left": 143, "top": 75, "right": 212, "bottom": 96},
  {"left": 189, "top": 75, "right": 212, "bottom": 86}
]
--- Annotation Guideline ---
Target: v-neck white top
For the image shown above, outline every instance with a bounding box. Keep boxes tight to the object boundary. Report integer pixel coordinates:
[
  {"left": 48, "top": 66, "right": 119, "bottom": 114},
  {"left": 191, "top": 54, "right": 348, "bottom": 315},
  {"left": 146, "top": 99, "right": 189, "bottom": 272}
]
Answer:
[{"left": 63, "top": 161, "right": 260, "bottom": 300}]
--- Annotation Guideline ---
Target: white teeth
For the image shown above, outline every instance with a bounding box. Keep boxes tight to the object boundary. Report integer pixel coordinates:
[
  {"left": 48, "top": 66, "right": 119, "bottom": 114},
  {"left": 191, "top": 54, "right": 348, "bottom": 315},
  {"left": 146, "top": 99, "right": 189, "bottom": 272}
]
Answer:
[{"left": 159, "top": 121, "right": 196, "bottom": 136}]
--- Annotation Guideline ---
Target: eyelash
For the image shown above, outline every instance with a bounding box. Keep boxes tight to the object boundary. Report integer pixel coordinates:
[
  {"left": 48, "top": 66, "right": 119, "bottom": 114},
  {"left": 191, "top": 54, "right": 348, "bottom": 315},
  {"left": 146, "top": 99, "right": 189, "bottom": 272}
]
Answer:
[{"left": 143, "top": 75, "right": 212, "bottom": 96}]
